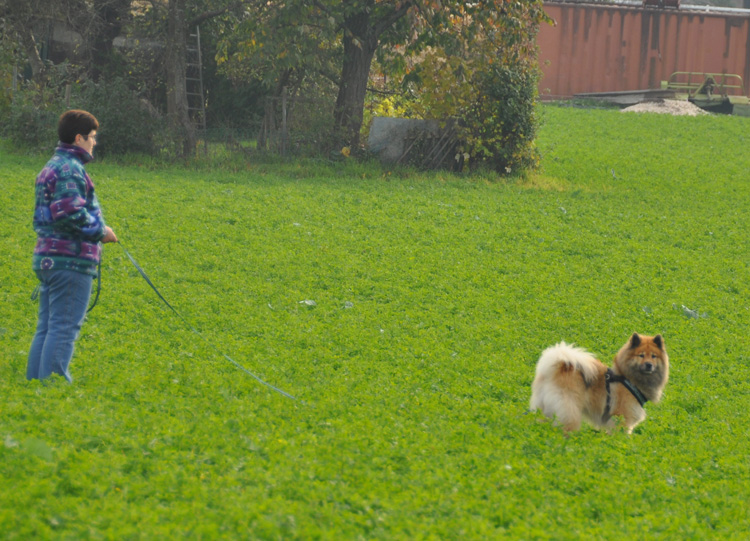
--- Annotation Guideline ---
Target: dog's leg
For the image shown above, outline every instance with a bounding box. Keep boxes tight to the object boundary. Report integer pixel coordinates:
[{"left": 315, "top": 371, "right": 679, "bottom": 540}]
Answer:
[
  {"left": 553, "top": 400, "right": 583, "bottom": 433},
  {"left": 560, "top": 417, "right": 582, "bottom": 433},
  {"left": 621, "top": 407, "right": 645, "bottom": 435}
]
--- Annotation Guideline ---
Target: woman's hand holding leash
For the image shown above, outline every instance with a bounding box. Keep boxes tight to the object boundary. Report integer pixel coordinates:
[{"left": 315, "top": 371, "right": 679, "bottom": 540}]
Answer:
[{"left": 102, "top": 226, "right": 118, "bottom": 243}]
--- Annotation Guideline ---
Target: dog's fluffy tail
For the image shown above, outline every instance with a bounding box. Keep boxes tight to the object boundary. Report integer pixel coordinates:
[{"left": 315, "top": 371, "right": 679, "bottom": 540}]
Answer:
[
  {"left": 529, "top": 342, "right": 602, "bottom": 429},
  {"left": 534, "top": 342, "right": 599, "bottom": 385}
]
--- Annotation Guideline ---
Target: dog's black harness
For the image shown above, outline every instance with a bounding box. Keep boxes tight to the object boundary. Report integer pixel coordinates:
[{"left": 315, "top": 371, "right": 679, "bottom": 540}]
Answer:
[{"left": 602, "top": 369, "right": 648, "bottom": 424}]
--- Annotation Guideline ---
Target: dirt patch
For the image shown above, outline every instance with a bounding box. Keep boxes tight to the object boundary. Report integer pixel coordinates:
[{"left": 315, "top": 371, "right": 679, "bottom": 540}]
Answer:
[{"left": 621, "top": 99, "right": 708, "bottom": 116}]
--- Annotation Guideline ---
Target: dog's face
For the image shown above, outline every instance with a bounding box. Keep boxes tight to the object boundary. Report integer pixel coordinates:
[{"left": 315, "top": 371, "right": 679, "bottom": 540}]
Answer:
[{"left": 615, "top": 333, "right": 669, "bottom": 399}]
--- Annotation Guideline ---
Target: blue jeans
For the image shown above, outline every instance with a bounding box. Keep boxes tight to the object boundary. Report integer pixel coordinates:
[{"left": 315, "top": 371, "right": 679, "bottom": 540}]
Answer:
[{"left": 27, "top": 269, "right": 93, "bottom": 382}]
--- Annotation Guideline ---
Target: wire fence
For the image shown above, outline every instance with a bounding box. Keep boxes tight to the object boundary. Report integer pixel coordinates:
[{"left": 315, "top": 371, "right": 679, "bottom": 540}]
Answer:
[
  {"left": 194, "top": 92, "right": 336, "bottom": 158},
  {"left": 258, "top": 90, "right": 337, "bottom": 155}
]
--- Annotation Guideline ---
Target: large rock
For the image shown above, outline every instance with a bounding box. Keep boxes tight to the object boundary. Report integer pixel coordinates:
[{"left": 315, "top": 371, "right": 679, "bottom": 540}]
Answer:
[{"left": 367, "top": 117, "right": 441, "bottom": 163}]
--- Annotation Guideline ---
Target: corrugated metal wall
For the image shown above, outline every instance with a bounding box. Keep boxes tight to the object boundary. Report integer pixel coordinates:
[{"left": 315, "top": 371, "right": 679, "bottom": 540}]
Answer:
[{"left": 538, "top": 1, "right": 750, "bottom": 97}]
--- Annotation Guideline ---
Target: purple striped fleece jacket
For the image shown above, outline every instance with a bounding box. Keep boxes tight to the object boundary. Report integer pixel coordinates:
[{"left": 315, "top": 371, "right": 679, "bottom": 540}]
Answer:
[{"left": 32, "top": 143, "right": 108, "bottom": 276}]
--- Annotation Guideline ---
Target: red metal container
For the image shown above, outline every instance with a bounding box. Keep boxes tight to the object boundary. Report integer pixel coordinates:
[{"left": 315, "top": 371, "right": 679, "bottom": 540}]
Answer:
[{"left": 537, "top": 1, "right": 750, "bottom": 98}]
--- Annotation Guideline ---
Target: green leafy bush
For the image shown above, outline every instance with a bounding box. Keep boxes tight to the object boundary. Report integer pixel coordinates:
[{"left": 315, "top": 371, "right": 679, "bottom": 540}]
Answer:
[
  {"left": 461, "top": 60, "right": 540, "bottom": 174},
  {"left": 4, "top": 77, "right": 161, "bottom": 155},
  {"left": 73, "top": 78, "right": 162, "bottom": 157},
  {"left": 402, "top": 1, "right": 546, "bottom": 174},
  {"left": 3, "top": 81, "right": 64, "bottom": 149}
]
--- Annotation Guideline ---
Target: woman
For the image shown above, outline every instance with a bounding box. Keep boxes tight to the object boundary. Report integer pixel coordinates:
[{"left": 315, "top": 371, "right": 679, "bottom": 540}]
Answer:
[{"left": 27, "top": 109, "right": 118, "bottom": 382}]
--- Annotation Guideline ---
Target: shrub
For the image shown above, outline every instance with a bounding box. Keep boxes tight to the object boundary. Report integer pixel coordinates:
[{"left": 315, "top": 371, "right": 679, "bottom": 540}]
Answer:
[
  {"left": 3, "top": 64, "right": 79, "bottom": 149},
  {"left": 3, "top": 79, "right": 65, "bottom": 150},
  {"left": 72, "top": 78, "right": 161, "bottom": 156},
  {"left": 4, "top": 76, "right": 162, "bottom": 156},
  {"left": 6, "top": 101, "right": 61, "bottom": 150},
  {"left": 461, "top": 60, "right": 541, "bottom": 174},
  {"left": 401, "top": 0, "right": 546, "bottom": 174}
]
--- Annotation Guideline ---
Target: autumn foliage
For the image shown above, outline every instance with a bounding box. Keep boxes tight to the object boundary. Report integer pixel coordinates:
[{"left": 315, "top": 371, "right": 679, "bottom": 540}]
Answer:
[
  {"left": 404, "top": 0, "right": 548, "bottom": 173},
  {"left": 218, "top": 0, "right": 549, "bottom": 172}
]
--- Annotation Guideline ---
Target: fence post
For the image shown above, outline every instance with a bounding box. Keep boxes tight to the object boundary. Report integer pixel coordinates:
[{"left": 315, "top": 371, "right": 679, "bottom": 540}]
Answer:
[
  {"left": 258, "top": 98, "right": 265, "bottom": 151},
  {"left": 281, "top": 86, "right": 288, "bottom": 155}
]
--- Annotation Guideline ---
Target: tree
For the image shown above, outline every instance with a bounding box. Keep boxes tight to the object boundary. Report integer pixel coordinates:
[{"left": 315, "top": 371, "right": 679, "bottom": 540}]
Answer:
[
  {"left": 0, "top": 0, "right": 133, "bottom": 83},
  {"left": 0, "top": 0, "right": 60, "bottom": 83},
  {"left": 165, "top": 0, "right": 193, "bottom": 156},
  {"left": 135, "top": 0, "right": 246, "bottom": 156},
  {"left": 218, "top": 0, "right": 417, "bottom": 147},
  {"left": 88, "top": 0, "right": 132, "bottom": 80},
  {"left": 2, "top": 0, "right": 248, "bottom": 156},
  {"left": 332, "top": 1, "right": 414, "bottom": 146},
  {"left": 216, "top": 2, "right": 340, "bottom": 98},
  {"left": 218, "top": 0, "right": 548, "bottom": 152}
]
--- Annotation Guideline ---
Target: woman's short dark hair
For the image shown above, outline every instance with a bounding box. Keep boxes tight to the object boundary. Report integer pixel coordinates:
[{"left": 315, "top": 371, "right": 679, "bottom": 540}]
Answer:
[{"left": 58, "top": 110, "right": 99, "bottom": 144}]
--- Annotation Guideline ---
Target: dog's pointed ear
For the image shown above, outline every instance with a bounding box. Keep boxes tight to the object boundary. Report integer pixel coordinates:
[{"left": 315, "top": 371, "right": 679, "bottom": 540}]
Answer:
[
  {"left": 629, "top": 333, "right": 641, "bottom": 349},
  {"left": 653, "top": 334, "right": 664, "bottom": 350}
]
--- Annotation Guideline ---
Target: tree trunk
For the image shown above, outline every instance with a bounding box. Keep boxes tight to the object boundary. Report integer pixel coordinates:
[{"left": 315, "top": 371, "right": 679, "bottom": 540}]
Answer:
[
  {"left": 18, "top": 27, "right": 46, "bottom": 83},
  {"left": 2, "top": 1, "right": 49, "bottom": 83},
  {"left": 334, "top": 12, "right": 378, "bottom": 149},
  {"left": 90, "top": 0, "right": 130, "bottom": 81},
  {"left": 166, "top": 0, "right": 196, "bottom": 157}
]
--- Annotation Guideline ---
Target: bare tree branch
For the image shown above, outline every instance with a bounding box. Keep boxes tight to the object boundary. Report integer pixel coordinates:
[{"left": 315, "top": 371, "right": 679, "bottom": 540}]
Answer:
[
  {"left": 372, "top": 0, "right": 415, "bottom": 37},
  {"left": 188, "top": 0, "right": 254, "bottom": 28}
]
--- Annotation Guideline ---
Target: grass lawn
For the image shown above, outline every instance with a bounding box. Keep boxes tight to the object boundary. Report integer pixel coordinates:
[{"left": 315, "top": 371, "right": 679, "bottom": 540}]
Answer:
[{"left": 2, "top": 104, "right": 750, "bottom": 538}]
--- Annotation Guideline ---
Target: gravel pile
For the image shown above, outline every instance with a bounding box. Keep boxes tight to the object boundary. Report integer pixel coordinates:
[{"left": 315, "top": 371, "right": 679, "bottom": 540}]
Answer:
[{"left": 621, "top": 99, "right": 708, "bottom": 116}]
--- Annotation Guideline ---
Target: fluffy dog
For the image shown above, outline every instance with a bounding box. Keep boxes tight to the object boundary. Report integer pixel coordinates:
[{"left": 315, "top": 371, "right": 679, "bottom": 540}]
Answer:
[{"left": 530, "top": 333, "right": 669, "bottom": 433}]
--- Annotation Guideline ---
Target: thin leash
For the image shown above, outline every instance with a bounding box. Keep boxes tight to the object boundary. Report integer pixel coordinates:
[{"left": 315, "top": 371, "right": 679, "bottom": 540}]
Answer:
[
  {"left": 29, "top": 241, "right": 298, "bottom": 400},
  {"left": 30, "top": 259, "right": 101, "bottom": 313},
  {"left": 117, "top": 240, "right": 297, "bottom": 401},
  {"left": 88, "top": 259, "right": 102, "bottom": 312}
]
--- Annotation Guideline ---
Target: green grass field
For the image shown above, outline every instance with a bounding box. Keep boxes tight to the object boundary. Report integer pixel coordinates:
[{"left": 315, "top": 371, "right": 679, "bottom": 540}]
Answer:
[{"left": 2, "top": 105, "right": 750, "bottom": 538}]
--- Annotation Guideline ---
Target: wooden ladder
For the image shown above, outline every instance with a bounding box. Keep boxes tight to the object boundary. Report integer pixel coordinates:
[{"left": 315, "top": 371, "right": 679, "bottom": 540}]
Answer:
[{"left": 186, "top": 26, "right": 206, "bottom": 133}]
